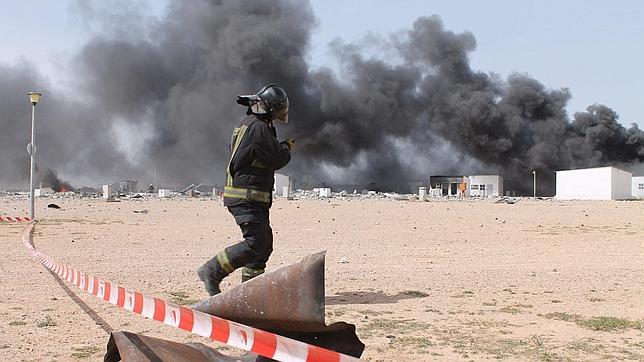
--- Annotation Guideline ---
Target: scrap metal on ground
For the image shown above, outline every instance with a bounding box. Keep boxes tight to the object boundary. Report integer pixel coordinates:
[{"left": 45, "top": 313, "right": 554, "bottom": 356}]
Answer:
[{"left": 107, "top": 252, "right": 364, "bottom": 361}]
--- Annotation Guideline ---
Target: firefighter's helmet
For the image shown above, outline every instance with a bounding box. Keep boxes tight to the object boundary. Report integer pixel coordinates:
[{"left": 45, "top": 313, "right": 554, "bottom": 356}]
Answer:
[{"left": 237, "top": 84, "right": 289, "bottom": 123}]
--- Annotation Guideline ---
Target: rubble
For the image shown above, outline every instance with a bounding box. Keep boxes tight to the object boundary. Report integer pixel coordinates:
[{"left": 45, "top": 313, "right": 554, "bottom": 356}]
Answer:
[
  {"left": 1, "top": 184, "right": 548, "bottom": 204},
  {"left": 280, "top": 188, "right": 525, "bottom": 202},
  {"left": 284, "top": 189, "right": 420, "bottom": 201},
  {"left": 494, "top": 196, "right": 519, "bottom": 204}
]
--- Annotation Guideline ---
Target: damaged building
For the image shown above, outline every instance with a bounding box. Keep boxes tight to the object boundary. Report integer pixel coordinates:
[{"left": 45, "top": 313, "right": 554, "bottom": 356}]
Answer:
[
  {"left": 429, "top": 175, "right": 503, "bottom": 197},
  {"left": 429, "top": 176, "right": 468, "bottom": 197}
]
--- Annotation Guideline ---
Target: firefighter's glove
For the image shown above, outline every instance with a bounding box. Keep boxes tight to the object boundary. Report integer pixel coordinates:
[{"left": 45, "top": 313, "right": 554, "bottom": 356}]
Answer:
[{"left": 283, "top": 138, "right": 296, "bottom": 151}]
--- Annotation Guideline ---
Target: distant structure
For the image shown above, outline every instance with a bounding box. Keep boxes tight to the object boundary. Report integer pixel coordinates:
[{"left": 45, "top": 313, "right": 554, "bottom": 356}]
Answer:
[
  {"left": 274, "top": 173, "right": 291, "bottom": 197},
  {"left": 468, "top": 175, "right": 504, "bottom": 197},
  {"left": 102, "top": 184, "right": 113, "bottom": 199},
  {"left": 158, "top": 189, "right": 172, "bottom": 198},
  {"left": 429, "top": 176, "right": 468, "bottom": 196},
  {"left": 118, "top": 180, "right": 138, "bottom": 194},
  {"left": 632, "top": 176, "right": 644, "bottom": 199},
  {"left": 555, "top": 166, "right": 632, "bottom": 200},
  {"left": 429, "top": 175, "right": 503, "bottom": 197},
  {"left": 35, "top": 187, "right": 54, "bottom": 197}
]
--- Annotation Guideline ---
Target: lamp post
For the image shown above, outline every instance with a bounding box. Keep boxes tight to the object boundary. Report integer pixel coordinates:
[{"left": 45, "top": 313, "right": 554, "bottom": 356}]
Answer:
[
  {"left": 532, "top": 170, "right": 536, "bottom": 198},
  {"left": 27, "top": 92, "right": 42, "bottom": 220}
]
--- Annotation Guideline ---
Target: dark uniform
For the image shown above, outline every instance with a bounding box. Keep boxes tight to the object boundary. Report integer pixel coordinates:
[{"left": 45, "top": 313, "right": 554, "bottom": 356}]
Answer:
[
  {"left": 198, "top": 112, "right": 291, "bottom": 295},
  {"left": 220, "top": 114, "right": 290, "bottom": 280},
  {"left": 198, "top": 84, "right": 291, "bottom": 296}
]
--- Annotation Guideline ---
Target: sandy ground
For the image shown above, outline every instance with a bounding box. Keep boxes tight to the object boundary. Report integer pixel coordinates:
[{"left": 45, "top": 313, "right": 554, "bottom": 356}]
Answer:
[{"left": 0, "top": 195, "right": 642, "bottom": 361}]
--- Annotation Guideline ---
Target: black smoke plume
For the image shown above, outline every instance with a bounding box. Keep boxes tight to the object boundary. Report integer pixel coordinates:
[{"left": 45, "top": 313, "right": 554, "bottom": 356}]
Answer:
[
  {"left": 0, "top": 0, "right": 641, "bottom": 195},
  {"left": 40, "top": 168, "right": 74, "bottom": 192}
]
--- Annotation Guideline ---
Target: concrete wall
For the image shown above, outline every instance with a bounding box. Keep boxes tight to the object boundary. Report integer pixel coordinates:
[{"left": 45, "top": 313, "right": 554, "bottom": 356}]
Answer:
[
  {"left": 631, "top": 176, "right": 644, "bottom": 199},
  {"left": 102, "top": 184, "right": 113, "bottom": 199},
  {"left": 611, "top": 168, "right": 633, "bottom": 199},
  {"left": 468, "top": 175, "right": 503, "bottom": 197},
  {"left": 158, "top": 189, "right": 172, "bottom": 198},
  {"left": 556, "top": 166, "right": 632, "bottom": 200},
  {"left": 313, "top": 187, "right": 332, "bottom": 197},
  {"left": 274, "top": 173, "right": 290, "bottom": 197},
  {"left": 35, "top": 188, "right": 54, "bottom": 197}
]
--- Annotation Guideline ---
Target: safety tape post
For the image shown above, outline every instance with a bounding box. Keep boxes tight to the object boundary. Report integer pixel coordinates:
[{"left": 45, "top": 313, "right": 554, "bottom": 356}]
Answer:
[{"left": 20, "top": 222, "right": 360, "bottom": 362}]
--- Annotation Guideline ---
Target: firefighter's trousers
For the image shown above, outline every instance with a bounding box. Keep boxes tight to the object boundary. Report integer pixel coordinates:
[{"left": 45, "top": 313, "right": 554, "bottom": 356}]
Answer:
[{"left": 216, "top": 203, "right": 273, "bottom": 278}]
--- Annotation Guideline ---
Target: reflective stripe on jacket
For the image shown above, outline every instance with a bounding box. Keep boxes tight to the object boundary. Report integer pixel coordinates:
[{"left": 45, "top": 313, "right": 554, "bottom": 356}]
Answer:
[{"left": 223, "top": 114, "right": 290, "bottom": 207}]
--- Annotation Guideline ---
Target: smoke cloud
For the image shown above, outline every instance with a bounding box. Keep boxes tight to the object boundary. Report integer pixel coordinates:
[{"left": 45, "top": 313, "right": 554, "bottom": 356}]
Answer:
[
  {"left": 41, "top": 168, "right": 74, "bottom": 192},
  {"left": 0, "top": 0, "right": 641, "bottom": 194}
]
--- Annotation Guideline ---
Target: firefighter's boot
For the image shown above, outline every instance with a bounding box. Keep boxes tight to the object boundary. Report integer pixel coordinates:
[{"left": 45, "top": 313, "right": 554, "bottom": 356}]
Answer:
[
  {"left": 197, "top": 256, "right": 229, "bottom": 296},
  {"left": 241, "top": 267, "right": 265, "bottom": 283}
]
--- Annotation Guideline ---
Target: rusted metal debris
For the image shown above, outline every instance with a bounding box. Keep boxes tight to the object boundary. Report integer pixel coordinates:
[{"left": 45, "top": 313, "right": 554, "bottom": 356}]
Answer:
[
  {"left": 105, "top": 331, "right": 257, "bottom": 362},
  {"left": 194, "top": 252, "right": 327, "bottom": 331},
  {"left": 193, "top": 252, "right": 364, "bottom": 357},
  {"left": 193, "top": 251, "right": 364, "bottom": 358},
  {"left": 104, "top": 251, "right": 364, "bottom": 361}
]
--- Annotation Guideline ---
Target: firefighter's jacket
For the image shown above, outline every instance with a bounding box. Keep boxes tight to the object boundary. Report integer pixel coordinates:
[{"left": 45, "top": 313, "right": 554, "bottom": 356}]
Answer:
[{"left": 223, "top": 114, "right": 290, "bottom": 208}]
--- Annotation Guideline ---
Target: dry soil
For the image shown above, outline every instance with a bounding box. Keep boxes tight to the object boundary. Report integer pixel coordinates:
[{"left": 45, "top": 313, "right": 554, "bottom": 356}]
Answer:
[{"left": 0, "top": 196, "right": 642, "bottom": 361}]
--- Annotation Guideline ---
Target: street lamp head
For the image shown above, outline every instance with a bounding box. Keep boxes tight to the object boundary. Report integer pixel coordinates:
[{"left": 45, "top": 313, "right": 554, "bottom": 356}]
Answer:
[{"left": 28, "top": 92, "right": 42, "bottom": 105}]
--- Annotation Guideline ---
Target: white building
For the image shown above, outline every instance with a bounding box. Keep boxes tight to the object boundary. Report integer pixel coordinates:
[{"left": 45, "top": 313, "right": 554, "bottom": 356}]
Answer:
[
  {"left": 158, "top": 189, "right": 172, "bottom": 198},
  {"left": 35, "top": 187, "right": 54, "bottom": 197},
  {"left": 316, "top": 188, "right": 332, "bottom": 197},
  {"left": 428, "top": 176, "right": 468, "bottom": 196},
  {"left": 555, "top": 166, "right": 632, "bottom": 200},
  {"left": 429, "top": 175, "right": 503, "bottom": 197},
  {"left": 102, "top": 184, "right": 113, "bottom": 199},
  {"left": 274, "top": 173, "right": 291, "bottom": 197},
  {"left": 632, "top": 176, "right": 644, "bottom": 199},
  {"left": 468, "top": 175, "right": 503, "bottom": 197}
]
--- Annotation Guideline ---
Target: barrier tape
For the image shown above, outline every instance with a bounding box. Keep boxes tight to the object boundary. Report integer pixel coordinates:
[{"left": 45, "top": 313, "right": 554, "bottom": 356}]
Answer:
[
  {"left": 21, "top": 222, "right": 360, "bottom": 362},
  {"left": 1, "top": 216, "right": 31, "bottom": 222}
]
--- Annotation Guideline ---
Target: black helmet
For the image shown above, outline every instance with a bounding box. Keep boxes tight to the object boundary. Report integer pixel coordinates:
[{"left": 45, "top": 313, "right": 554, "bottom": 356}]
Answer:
[{"left": 237, "top": 84, "right": 289, "bottom": 123}]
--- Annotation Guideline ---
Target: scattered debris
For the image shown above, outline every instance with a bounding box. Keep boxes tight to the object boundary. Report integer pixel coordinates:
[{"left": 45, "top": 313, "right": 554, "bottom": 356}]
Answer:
[
  {"left": 2, "top": 186, "right": 548, "bottom": 204},
  {"left": 132, "top": 210, "right": 149, "bottom": 214},
  {"left": 494, "top": 196, "right": 518, "bottom": 204},
  {"left": 47, "top": 203, "right": 61, "bottom": 209}
]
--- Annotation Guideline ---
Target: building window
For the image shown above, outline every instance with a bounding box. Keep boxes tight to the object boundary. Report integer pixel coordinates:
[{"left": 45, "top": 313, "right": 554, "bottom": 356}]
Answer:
[
  {"left": 479, "top": 185, "right": 486, "bottom": 191},
  {"left": 471, "top": 185, "right": 479, "bottom": 190},
  {"left": 639, "top": 183, "right": 644, "bottom": 189}
]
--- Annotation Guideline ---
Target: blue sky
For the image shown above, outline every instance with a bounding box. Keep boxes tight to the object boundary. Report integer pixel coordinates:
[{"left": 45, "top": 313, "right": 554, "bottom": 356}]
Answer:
[{"left": 1, "top": 0, "right": 643, "bottom": 128}]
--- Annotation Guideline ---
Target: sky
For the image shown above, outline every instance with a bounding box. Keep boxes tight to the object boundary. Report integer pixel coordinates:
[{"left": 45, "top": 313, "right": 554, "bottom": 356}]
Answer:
[{"left": 0, "top": 0, "right": 643, "bottom": 128}]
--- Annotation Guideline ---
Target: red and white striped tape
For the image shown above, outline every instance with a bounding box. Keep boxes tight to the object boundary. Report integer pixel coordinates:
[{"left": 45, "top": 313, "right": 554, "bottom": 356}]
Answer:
[
  {"left": 21, "top": 223, "right": 359, "bottom": 362},
  {"left": 1, "top": 216, "right": 31, "bottom": 222}
]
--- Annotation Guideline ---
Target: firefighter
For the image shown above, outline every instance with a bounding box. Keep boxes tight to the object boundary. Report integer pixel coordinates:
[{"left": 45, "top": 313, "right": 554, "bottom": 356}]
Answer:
[{"left": 197, "top": 84, "right": 294, "bottom": 296}]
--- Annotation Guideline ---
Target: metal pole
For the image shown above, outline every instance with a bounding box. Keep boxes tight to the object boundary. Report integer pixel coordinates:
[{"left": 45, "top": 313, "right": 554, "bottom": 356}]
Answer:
[
  {"left": 29, "top": 104, "right": 36, "bottom": 220},
  {"left": 533, "top": 171, "right": 536, "bottom": 198},
  {"left": 153, "top": 146, "right": 157, "bottom": 189}
]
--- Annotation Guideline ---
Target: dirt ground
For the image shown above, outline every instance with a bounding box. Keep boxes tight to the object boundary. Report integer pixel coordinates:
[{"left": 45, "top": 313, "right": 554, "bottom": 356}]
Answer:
[{"left": 0, "top": 195, "right": 642, "bottom": 361}]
